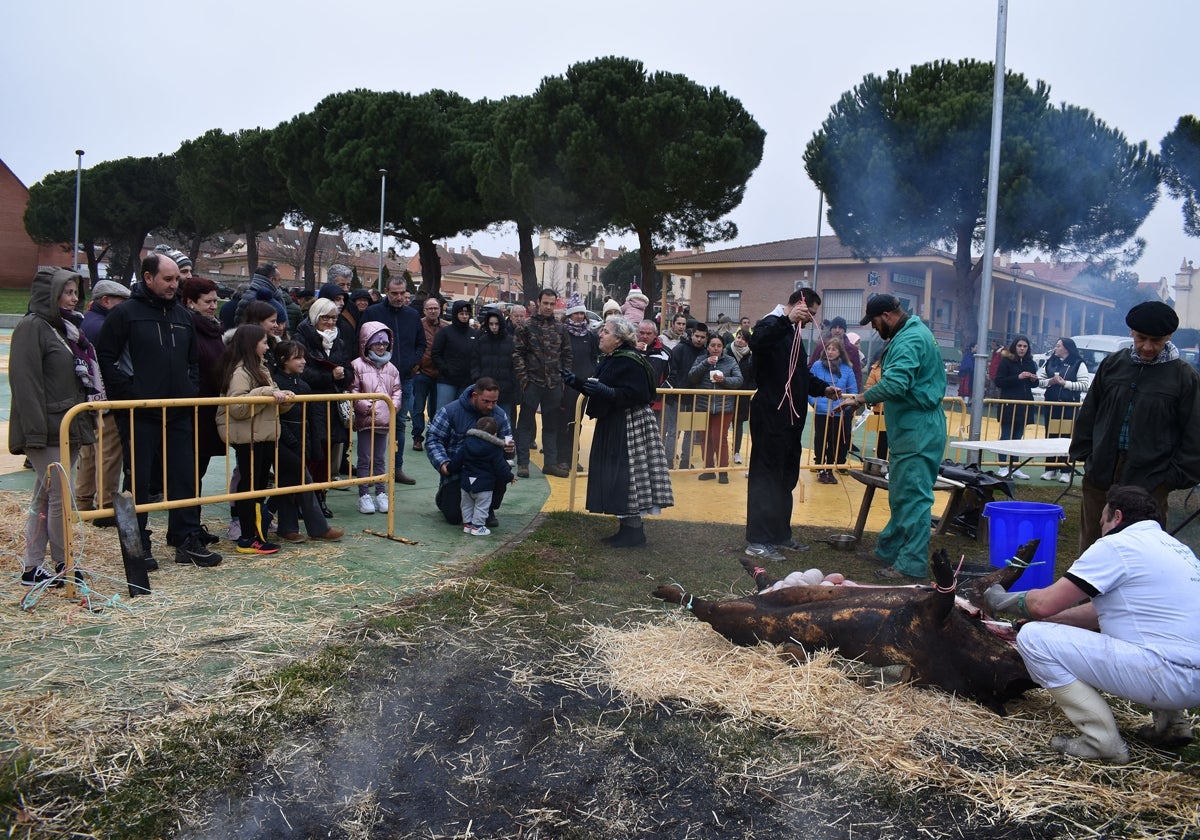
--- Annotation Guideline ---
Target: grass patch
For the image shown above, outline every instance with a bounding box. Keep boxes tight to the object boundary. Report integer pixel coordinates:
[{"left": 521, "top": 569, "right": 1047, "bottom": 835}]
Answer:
[
  {"left": 0, "top": 290, "right": 30, "bottom": 316},
  {"left": 4, "top": 489, "right": 1198, "bottom": 838}
]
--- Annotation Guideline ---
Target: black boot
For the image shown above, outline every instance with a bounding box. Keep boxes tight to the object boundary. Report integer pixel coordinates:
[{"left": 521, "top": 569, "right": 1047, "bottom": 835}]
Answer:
[
  {"left": 608, "top": 517, "right": 646, "bottom": 548},
  {"left": 601, "top": 521, "right": 624, "bottom": 544},
  {"left": 318, "top": 491, "right": 334, "bottom": 519}
]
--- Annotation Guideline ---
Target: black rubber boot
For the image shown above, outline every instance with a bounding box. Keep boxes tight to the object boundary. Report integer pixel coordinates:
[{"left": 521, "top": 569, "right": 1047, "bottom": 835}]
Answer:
[{"left": 607, "top": 517, "right": 646, "bottom": 548}]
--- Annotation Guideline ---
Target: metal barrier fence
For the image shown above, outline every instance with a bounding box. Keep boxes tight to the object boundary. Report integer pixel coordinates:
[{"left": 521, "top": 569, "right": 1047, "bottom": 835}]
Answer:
[
  {"left": 562, "top": 390, "right": 1080, "bottom": 510},
  {"left": 54, "top": 393, "right": 397, "bottom": 587}
]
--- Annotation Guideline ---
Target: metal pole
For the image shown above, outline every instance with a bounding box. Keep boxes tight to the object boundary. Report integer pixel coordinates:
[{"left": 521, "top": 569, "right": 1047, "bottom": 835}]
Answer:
[
  {"left": 812, "top": 191, "right": 823, "bottom": 289},
  {"left": 969, "top": 0, "right": 1008, "bottom": 442},
  {"left": 72, "top": 149, "right": 84, "bottom": 274},
  {"left": 378, "top": 169, "right": 387, "bottom": 288}
]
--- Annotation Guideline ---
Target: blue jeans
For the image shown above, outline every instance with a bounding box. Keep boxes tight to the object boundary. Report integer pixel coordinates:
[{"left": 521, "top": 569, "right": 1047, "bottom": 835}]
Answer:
[
  {"left": 410, "top": 373, "right": 438, "bottom": 442},
  {"left": 393, "top": 377, "right": 414, "bottom": 472},
  {"left": 436, "top": 382, "right": 464, "bottom": 415}
]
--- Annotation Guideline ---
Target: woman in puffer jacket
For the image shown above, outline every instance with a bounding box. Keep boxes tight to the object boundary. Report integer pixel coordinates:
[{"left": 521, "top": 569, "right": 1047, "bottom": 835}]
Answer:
[
  {"left": 350, "top": 322, "right": 403, "bottom": 515},
  {"left": 216, "top": 325, "right": 294, "bottom": 555}
]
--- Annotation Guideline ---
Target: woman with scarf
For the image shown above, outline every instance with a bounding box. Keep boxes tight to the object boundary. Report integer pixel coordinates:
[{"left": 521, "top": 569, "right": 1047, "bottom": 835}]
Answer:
[
  {"left": 294, "top": 297, "right": 354, "bottom": 515},
  {"left": 994, "top": 335, "right": 1039, "bottom": 479},
  {"left": 9, "top": 268, "right": 96, "bottom": 586},
  {"left": 562, "top": 315, "right": 674, "bottom": 547},
  {"left": 555, "top": 296, "right": 600, "bottom": 473},
  {"left": 1039, "top": 337, "right": 1090, "bottom": 482},
  {"left": 688, "top": 333, "right": 744, "bottom": 483},
  {"left": 728, "top": 329, "right": 755, "bottom": 467}
]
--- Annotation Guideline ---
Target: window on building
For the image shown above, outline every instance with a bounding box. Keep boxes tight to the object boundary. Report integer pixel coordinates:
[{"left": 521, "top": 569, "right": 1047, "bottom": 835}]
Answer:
[
  {"left": 820, "top": 289, "right": 864, "bottom": 328},
  {"left": 706, "top": 290, "right": 742, "bottom": 323}
]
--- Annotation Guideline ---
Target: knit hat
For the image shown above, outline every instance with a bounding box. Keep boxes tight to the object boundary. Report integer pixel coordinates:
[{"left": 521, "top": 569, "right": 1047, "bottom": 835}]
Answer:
[
  {"left": 91, "top": 280, "right": 131, "bottom": 299},
  {"left": 564, "top": 292, "right": 587, "bottom": 317},
  {"left": 349, "top": 289, "right": 372, "bottom": 304},
  {"left": 308, "top": 297, "right": 338, "bottom": 325},
  {"left": 602, "top": 298, "right": 621, "bottom": 317},
  {"left": 1125, "top": 300, "right": 1179, "bottom": 337},
  {"left": 318, "top": 282, "right": 346, "bottom": 302},
  {"left": 625, "top": 281, "right": 649, "bottom": 305},
  {"left": 168, "top": 250, "right": 192, "bottom": 270}
]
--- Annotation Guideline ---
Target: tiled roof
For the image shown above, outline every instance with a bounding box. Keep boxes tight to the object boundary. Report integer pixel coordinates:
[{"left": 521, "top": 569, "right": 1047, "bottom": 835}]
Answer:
[{"left": 656, "top": 235, "right": 948, "bottom": 265}]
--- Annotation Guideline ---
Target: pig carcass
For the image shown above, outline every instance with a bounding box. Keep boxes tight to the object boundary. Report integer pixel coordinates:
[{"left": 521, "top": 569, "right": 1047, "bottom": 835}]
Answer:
[{"left": 652, "top": 544, "right": 1039, "bottom": 714}]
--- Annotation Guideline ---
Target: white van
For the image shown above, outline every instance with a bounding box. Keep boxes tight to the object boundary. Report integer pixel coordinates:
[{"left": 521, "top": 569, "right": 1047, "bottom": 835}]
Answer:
[
  {"left": 1070, "top": 334, "right": 1133, "bottom": 373},
  {"left": 1032, "top": 334, "right": 1132, "bottom": 401}
]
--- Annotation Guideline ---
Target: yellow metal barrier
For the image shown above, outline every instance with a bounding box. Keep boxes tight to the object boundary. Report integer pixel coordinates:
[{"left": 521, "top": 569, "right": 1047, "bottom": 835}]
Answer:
[{"left": 54, "top": 393, "right": 398, "bottom": 593}]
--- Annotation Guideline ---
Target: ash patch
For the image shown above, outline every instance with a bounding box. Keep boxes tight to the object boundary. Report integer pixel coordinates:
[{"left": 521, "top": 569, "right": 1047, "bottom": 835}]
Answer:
[{"left": 182, "top": 633, "right": 1067, "bottom": 840}]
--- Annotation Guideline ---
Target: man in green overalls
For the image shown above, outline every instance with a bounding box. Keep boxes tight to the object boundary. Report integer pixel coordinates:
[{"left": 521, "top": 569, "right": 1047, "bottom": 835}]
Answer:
[{"left": 843, "top": 295, "right": 947, "bottom": 579}]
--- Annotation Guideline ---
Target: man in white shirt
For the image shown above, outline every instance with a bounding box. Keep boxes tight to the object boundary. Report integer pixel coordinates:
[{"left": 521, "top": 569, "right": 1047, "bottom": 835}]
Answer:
[{"left": 986, "top": 484, "right": 1200, "bottom": 763}]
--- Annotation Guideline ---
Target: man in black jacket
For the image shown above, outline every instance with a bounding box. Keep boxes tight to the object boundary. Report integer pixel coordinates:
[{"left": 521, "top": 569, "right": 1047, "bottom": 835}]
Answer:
[
  {"left": 665, "top": 322, "right": 708, "bottom": 468},
  {"left": 96, "top": 253, "right": 222, "bottom": 569},
  {"left": 363, "top": 278, "right": 425, "bottom": 484},
  {"left": 745, "top": 288, "right": 838, "bottom": 562}
]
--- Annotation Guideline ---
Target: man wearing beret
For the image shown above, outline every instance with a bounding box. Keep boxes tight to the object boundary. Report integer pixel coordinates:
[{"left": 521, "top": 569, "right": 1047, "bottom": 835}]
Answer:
[
  {"left": 1070, "top": 300, "right": 1200, "bottom": 550},
  {"left": 842, "top": 294, "right": 946, "bottom": 579}
]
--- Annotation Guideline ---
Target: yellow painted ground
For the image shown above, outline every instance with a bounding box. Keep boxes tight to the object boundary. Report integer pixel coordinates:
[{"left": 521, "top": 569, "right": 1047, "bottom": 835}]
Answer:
[{"left": 537, "top": 417, "right": 937, "bottom": 534}]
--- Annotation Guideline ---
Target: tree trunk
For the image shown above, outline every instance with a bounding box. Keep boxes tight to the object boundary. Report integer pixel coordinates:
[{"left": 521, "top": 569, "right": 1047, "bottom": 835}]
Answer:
[
  {"left": 416, "top": 235, "right": 442, "bottom": 300},
  {"left": 244, "top": 224, "right": 259, "bottom": 276},
  {"left": 636, "top": 227, "right": 662, "bottom": 317},
  {"left": 303, "top": 223, "right": 322, "bottom": 290},
  {"left": 186, "top": 234, "right": 203, "bottom": 264},
  {"left": 953, "top": 226, "right": 981, "bottom": 346},
  {"left": 516, "top": 217, "right": 539, "bottom": 306}
]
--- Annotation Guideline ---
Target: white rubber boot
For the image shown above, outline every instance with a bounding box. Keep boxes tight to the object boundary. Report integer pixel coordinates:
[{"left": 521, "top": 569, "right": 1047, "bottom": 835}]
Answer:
[
  {"left": 1047, "top": 681, "right": 1130, "bottom": 764},
  {"left": 1134, "top": 709, "right": 1195, "bottom": 750}
]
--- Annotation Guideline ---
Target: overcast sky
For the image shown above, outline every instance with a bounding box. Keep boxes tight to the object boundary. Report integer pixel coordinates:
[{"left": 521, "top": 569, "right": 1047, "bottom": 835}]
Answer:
[{"left": 5, "top": 1, "right": 1197, "bottom": 285}]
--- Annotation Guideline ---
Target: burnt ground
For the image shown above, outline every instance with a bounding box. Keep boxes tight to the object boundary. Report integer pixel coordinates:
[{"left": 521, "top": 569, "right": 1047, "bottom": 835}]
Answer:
[{"left": 182, "top": 623, "right": 1071, "bottom": 840}]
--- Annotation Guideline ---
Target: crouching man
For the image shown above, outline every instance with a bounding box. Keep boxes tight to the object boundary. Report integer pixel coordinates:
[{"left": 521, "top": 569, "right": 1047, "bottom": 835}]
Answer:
[
  {"left": 425, "top": 377, "right": 515, "bottom": 527},
  {"left": 985, "top": 485, "right": 1200, "bottom": 763}
]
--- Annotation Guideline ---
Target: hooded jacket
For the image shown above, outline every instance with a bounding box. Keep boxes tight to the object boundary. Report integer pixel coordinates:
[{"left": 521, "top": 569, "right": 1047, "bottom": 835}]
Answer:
[
  {"left": 363, "top": 294, "right": 425, "bottom": 377},
  {"left": 424, "top": 385, "right": 514, "bottom": 474},
  {"left": 469, "top": 311, "right": 516, "bottom": 403},
  {"left": 97, "top": 273, "right": 199, "bottom": 402},
  {"left": 350, "top": 322, "right": 403, "bottom": 430},
  {"left": 9, "top": 268, "right": 96, "bottom": 453},
  {"left": 432, "top": 300, "right": 480, "bottom": 388},
  {"left": 448, "top": 427, "right": 514, "bottom": 494}
]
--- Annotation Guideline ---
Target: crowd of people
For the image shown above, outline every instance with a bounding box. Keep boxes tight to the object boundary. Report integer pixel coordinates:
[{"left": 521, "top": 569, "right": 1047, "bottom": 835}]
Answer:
[{"left": 12, "top": 250, "right": 1199, "bottom": 760}]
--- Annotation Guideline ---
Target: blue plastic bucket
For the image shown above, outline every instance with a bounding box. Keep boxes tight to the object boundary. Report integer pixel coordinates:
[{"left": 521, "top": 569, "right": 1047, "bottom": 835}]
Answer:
[{"left": 981, "top": 501, "right": 1064, "bottom": 591}]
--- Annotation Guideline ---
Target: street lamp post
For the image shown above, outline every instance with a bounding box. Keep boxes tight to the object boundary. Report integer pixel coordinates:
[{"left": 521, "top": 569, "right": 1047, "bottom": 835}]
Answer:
[
  {"left": 378, "top": 169, "right": 387, "bottom": 288},
  {"left": 72, "top": 149, "right": 84, "bottom": 274}
]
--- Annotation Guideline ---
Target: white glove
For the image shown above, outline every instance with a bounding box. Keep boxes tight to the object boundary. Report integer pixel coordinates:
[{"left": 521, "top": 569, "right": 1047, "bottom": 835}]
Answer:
[{"left": 983, "top": 583, "right": 1023, "bottom": 614}]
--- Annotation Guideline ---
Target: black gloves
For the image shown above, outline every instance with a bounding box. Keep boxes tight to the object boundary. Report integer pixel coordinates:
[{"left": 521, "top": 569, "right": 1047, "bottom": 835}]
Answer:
[
  {"left": 560, "top": 367, "right": 578, "bottom": 388},
  {"left": 580, "top": 379, "right": 616, "bottom": 400}
]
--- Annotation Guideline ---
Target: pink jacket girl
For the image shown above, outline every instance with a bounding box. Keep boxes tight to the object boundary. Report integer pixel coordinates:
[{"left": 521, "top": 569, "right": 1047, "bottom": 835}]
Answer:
[{"left": 350, "top": 322, "right": 403, "bottom": 432}]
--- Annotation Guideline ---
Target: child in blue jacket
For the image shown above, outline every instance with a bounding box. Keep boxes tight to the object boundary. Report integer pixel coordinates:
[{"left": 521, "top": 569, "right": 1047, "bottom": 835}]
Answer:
[{"left": 449, "top": 416, "right": 515, "bottom": 535}]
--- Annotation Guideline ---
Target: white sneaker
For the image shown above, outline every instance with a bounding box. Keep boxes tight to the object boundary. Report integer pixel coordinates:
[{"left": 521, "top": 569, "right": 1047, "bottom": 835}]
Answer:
[
  {"left": 375, "top": 492, "right": 389, "bottom": 513},
  {"left": 227, "top": 520, "right": 242, "bottom": 541},
  {"left": 1011, "top": 469, "right": 1031, "bottom": 480},
  {"left": 998, "top": 468, "right": 1011, "bottom": 478},
  {"left": 1059, "top": 472, "right": 1073, "bottom": 483},
  {"left": 733, "top": 453, "right": 742, "bottom": 465},
  {"left": 464, "top": 525, "right": 491, "bottom": 536},
  {"left": 358, "top": 495, "right": 376, "bottom": 514},
  {"left": 1041, "top": 470, "right": 1059, "bottom": 481}
]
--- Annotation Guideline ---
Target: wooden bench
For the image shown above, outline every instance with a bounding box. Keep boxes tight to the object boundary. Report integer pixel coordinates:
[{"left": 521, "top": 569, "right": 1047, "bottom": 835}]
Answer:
[{"left": 847, "top": 469, "right": 968, "bottom": 541}]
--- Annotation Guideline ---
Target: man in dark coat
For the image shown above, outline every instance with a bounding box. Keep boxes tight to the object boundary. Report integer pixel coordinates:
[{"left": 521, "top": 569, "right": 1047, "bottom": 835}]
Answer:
[
  {"left": 363, "top": 278, "right": 425, "bottom": 484},
  {"left": 96, "top": 254, "right": 222, "bottom": 569},
  {"left": 1071, "top": 301, "right": 1200, "bottom": 550},
  {"left": 744, "top": 288, "right": 839, "bottom": 563}
]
